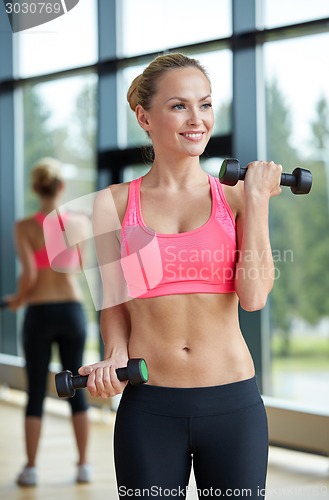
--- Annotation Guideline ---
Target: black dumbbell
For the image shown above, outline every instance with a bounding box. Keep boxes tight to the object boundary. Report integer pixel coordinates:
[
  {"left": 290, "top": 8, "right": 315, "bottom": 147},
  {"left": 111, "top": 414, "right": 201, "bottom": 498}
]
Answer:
[
  {"left": 219, "top": 158, "right": 312, "bottom": 195},
  {"left": 0, "top": 300, "right": 8, "bottom": 309},
  {"left": 55, "top": 358, "right": 149, "bottom": 398}
]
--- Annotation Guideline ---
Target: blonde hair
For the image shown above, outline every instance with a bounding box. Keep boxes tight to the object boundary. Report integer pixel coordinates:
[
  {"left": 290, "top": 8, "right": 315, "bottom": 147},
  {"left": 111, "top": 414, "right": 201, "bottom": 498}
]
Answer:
[
  {"left": 127, "top": 53, "right": 211, "bottom": 112},
  {"left": 31, "top": 157, "right": 63, "bottom": 198}
]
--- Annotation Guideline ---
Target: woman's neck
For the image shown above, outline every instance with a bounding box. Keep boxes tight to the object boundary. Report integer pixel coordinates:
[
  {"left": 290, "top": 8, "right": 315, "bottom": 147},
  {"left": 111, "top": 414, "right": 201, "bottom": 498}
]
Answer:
[
  {"left": 145, "top": 156, "right": 207, "bottom": 189},
  {"left": 38, "top": 197, "right": 60, "bottom": 214}
]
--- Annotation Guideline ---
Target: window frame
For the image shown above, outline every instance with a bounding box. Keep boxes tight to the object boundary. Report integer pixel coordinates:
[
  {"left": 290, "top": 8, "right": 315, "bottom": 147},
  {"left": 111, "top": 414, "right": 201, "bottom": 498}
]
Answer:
[{"left": 1, "top": 0, "right": 329, "bottom": 451}]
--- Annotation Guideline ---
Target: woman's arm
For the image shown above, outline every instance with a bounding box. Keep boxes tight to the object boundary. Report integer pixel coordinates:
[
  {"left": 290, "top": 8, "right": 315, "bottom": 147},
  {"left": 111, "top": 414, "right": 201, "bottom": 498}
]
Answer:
[
  {"left": 79, "top": 185, "right": 131, "bottom": 398},
  {"left": 233, "top": 161, "right": 282, "bottom": 311},
  {"left": 6, "top": 221, "right": 37, "bottom": 310},
  {"left": 79, "top": 304, "right": 131, "bottom": 399}
]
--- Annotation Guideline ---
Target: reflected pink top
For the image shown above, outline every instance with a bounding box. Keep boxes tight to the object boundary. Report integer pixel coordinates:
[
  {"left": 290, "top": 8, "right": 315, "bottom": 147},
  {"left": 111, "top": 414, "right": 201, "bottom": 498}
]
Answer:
[{"left": 33, "top": 212, "right": 81, "bottom": 271}]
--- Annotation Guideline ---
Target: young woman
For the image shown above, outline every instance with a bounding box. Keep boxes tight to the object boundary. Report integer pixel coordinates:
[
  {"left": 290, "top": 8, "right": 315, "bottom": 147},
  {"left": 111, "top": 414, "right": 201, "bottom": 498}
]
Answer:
[
  {"left": 79, "top": 53, "right": 282, "bottom": 499},
  {"left": 7, "top": 158, "right": 92, "bottom": 486}
]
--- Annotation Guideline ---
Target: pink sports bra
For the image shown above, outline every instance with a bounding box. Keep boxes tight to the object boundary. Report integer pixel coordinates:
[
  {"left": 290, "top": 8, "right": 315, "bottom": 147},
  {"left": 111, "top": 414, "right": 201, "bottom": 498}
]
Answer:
[
  {"left": 120, "top": 175, "right": 237, "bottom": 299},
  {"left": 33, "top": 212, "right": 81, "bottom": 271}
]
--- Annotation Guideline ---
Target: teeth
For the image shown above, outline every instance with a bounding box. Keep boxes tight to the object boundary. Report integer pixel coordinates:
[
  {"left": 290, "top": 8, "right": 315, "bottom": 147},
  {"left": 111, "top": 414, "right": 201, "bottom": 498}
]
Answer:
[{"left": 183, "top": 133, "right": 203, "bottom": 138}]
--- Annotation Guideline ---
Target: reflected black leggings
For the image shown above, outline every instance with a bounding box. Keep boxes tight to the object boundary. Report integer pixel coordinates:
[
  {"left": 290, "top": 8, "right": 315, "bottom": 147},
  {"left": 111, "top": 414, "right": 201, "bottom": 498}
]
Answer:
[
  {"left": 114, "top": 377, "right": 268, "bottom": 500},
  {"left": 23, "top": 302, "right": 89, "bottom": 417}
]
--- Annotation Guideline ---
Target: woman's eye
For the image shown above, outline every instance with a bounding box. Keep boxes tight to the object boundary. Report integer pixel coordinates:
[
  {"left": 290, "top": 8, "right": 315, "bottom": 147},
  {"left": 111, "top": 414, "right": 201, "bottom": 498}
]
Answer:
[{"left": 172, "top": 102, "right": 212, "bottom": 110}]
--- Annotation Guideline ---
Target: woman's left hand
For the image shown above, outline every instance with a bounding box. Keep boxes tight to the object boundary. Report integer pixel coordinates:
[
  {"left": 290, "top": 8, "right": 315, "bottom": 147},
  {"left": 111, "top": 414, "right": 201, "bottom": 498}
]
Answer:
[{"left": 244, "top": 160, "right": 283, "bottom": 199}]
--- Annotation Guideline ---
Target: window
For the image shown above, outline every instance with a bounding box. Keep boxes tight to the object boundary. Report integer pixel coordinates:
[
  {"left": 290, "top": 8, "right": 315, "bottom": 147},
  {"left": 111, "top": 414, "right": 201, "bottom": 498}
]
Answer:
[
  {"left": 20, "top": 73, "right": 99, "bottom": 363},
  {"left": 264, "top": 0, "right": 329, "bottom": 28},
  {"left": 190, "top": 50, "right": 232, "bottom": 137},
  {"left": 264, "top": 34, "right": 329, "bottom": 411},
  {"left": 119, "top": 0, "right": 231, "bottom": 57},
  {"left": 265, "top": 34, "right": 329, "bottom": 159},
  {"left": 123, "top": 164, "right": 151, "bottom": 182},
  {"left": 119, "top": 62, "right": 153, "bottom": 149},
  {"left": 22, "top": 74, "right": 97, "bottom": 212},
  {"left": 14, "top": 0, "right": 98, "bottom": 78}
]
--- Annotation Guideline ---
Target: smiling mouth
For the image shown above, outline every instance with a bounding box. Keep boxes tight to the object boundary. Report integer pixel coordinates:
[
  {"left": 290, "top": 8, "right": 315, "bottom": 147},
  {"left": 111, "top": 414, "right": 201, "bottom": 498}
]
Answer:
[{"left": 180, "top": 132, "right": 204, "bottom": 140}]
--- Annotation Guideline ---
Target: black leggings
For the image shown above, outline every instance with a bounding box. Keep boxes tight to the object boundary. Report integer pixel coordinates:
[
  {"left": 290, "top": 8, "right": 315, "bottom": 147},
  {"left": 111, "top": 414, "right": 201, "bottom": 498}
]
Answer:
[
  {"left": 23, "top": 302, "right": 89, "bottom": 417},
  {"left": 114, "top": 377, "right": 268, "bottom": 500}
]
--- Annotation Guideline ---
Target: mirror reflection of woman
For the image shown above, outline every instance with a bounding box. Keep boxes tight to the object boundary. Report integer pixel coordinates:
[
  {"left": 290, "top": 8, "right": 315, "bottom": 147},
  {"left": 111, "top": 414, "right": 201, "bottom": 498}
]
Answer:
[{"left": 8, "top": 158, "right": 92, "bottom": 486}]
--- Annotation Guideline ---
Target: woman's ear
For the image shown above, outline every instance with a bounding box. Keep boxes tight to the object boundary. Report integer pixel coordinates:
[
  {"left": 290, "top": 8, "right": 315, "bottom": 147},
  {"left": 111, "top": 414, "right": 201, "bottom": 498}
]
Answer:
[{"left": 135, "top": 105, "right": 151, "bottom": 132}]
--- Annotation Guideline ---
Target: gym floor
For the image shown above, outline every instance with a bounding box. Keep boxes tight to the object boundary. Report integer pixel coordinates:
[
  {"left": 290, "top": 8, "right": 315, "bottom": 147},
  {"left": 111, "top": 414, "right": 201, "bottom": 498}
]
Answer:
[{"left": 0, "top": 390, "right": 328, "bottom": 500}]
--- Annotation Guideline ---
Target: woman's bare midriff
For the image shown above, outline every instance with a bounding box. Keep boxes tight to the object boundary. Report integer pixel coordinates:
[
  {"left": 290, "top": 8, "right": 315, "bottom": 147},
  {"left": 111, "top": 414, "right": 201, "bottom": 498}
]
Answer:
[
  {"left": 127, "top": 292, "right": 255, "bottom": 388},
  {"left": 26, "top": 269, "right": 83, "bottom": 304}
]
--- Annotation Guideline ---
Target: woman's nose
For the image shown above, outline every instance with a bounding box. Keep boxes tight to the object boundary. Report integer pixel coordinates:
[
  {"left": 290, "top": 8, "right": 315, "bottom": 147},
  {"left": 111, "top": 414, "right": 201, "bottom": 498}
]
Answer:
[{"left": 186, "top": 108, "right": 203, "bottom": 126}]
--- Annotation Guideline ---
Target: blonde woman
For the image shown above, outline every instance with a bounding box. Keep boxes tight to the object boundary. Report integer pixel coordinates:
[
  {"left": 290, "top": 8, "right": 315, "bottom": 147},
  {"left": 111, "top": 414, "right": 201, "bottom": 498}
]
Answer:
[
  {"left": 80, "top": 54, "right": 282, "bottom": 499},
  {"left": 7, "top": 158, "right": 91, "bottom": 486}
]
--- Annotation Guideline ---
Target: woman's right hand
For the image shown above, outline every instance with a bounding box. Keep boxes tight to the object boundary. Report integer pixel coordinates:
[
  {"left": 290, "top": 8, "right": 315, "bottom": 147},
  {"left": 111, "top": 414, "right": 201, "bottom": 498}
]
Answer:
[
  {"left": 78, "top": 357, "right": 129, "bottom": 399},
  {"left": 3, "top": 294, "right": 23, "bottom": 312}
]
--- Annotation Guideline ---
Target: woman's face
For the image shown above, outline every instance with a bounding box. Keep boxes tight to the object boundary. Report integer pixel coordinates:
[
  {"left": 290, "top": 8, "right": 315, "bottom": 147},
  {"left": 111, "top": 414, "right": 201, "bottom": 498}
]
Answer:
[{"left": 137, "top": 67, "right": 214, "bottom": 160}]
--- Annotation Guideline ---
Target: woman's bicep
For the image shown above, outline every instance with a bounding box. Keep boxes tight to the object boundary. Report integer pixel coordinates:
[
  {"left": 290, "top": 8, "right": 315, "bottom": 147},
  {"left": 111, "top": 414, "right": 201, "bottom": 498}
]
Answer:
[{"left": 92, "top": 189, "right": 129, "bottom": 309}]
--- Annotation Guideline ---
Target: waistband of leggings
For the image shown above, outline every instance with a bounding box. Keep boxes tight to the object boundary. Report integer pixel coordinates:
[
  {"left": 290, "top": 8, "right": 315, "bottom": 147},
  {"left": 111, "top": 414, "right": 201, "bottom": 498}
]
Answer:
[
  {"left": 120, "top": 376, "right": 263, "bottom": 417},
  {"left": 26, "top": 301, "right": 82, "bottom": 311}
]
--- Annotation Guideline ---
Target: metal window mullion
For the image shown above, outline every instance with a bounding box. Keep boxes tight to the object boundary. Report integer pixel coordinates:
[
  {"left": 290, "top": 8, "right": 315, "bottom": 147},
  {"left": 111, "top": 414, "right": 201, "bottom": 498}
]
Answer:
[
  {"left": 97, "top": 0, "right": 120, "bottom": 188},
  {"left": 0, "top": 3, "right": 18, "bottom": 354},
  {"left": 232, "top": 0, "right": 269, "bottom": 392}
]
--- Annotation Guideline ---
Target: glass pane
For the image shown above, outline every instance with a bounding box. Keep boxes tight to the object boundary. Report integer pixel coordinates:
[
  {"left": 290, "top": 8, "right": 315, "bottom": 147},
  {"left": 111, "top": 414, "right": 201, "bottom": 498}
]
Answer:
[
  {"left": 119, "top": 63, "right": 152, "bottom": 149},
  {"left": 119, "top": 50, "right": 232, "bottom": 149},
  {"left": 264, "top": 0, "right": 329, "bottom": 28},
  {"left": 123, "top": 164, "right": 151, "bottom": 183},
  {"left": 265, "top": 34, "right": 329, "bottom": 160},
  {"left": 195, "top": 50, "right": 232, "bottom": 137},
  {"left": 119, "top": 0, "right": 231, "bottom": 57},
  {"left": 14, "top": 0, "right": 98, "bottom": 77},
  {"left": 264, "top": 34, "right": 329, "bottom": 411},
  {"left": 21, "top": 72, "right": 99, "bottom": 364},
  {"left": 123, "top": 159, "right": 226, "bottom": 184},
  {"left": 201, "top": 157, "right": 226, "bottom": 177}
]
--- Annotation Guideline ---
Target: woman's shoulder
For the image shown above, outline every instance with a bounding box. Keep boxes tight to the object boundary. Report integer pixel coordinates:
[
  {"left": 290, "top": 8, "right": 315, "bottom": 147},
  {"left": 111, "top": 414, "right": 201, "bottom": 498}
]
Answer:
[
  {"left": 15, "top": 215, "right": 38, "bottom": 233},
  {"left": 13, "top": 216, "right": 42, "bottom": 249},
  {"left": 94, "top": 181, "right": 131, "bottom": 224},
  {"left": 109, "top": 181, "right": 130, "bottom": 202}
]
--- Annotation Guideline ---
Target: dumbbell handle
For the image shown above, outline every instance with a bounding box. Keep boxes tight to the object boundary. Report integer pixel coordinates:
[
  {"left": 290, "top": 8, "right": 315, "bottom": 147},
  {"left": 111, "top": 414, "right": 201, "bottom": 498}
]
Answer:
[
  {"left": 69, "top": 366, "right": 138, "bottom": 389},
  {"left": 71, "top": 374, "right": 89, "bottom": 389},
  {"left": 55, "top": 358, "right": 149, "bottom": 398},
  {"left": 280, "top": 170, "right": 303, "bottom": 188},
  {"left": 234, "top": 165, "right": 304, "bottom": 188}
]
